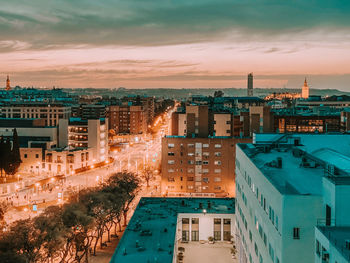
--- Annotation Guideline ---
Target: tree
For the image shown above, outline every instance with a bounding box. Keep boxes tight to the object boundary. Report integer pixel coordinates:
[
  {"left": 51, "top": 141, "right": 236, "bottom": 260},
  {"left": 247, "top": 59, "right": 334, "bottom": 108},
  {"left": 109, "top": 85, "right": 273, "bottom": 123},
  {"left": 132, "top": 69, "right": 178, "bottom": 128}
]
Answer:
[
  {"left": 0, "top": 137, "right": 5, "bottom": 177},
  {"left": 5, "top": 219, "right": 42, "bottom": 263},
  {"left": 6, "top": 129, "right": 22, "bottom": 176},
  {"left": 34, "top": 206, "right": 67, "bottom": 262},
  {"left": 214, "top": 90, "right": 224, "bottom": 97},
  {"left": 141, "top": 166, "right": 154, "bottom": 187},
  {"left": 62, "top": 202, "right": 94, "bottom": 262},
  {"left": 0, "top": 201, "right": 8, "bottom": 224},
  {"left": 106, "top": 172, "right": 140, "bottom": 226}
]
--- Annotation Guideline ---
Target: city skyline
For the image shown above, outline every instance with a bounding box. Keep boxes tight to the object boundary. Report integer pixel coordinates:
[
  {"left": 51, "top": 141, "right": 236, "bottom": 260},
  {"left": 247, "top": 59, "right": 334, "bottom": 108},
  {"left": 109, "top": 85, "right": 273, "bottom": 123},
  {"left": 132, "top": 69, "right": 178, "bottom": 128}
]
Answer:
[{"left": 1, "top": 1, "right": 350, "bottom": 89}]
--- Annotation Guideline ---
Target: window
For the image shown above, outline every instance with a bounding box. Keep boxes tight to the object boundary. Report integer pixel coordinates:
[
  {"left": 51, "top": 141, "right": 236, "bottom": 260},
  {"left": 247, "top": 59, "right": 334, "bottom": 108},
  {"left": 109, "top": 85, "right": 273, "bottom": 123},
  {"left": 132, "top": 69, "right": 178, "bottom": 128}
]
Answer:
[
  {"left": 214, "top": 218, "right": 221, "bottom": 241},
  {"left": 24, "top": 154, "right": 28, "bottom": 158},
  {"left": 293, "top": 227, "right": 300, "bottom": 239},
  {"left": 215, "top": 152, "right": 221, "bottom": 157},
  {"left": 214, "top": 177, "right": 221, "bottom": 182},
  {"left": 168, "top": 160, "right": 175, "bottom": 164},
  {"left": 214, "top": 169, "right": 221, "bottom": 173},
  {"left": 203, "top": 144, "right": 209, "bottom": 148},
  {"left": 203, "top": 161, "right": 209, "bottom": 165},
  {"left": 188, "top": 185, "right": 194, "bottom": 189},
  {"left": 35, "top": 154, "right": 39, "bottom": 158},
  {"left": 187, "top": 177, "right": 194, "bottom": 181},
  {"left": 203, "top": 177, "right": 209, "bottom": 183},
  {"left": 188, "top": 152, "right": 194, "bottom": 156},
  {"left": 195, "top": 161, "right": 202, "bottom": 165},
  {"left": 168, "top": 177, "right": 175, "bottom": 182},
  {"left": 188, "top": 144, "right": 194, "bottom": 148},
  {"left": 168, "top": 152, "right": 175, "bottom": 156},
  {"left": 316, "top": 240, "right": 320, "bottom": 256},
  {"left": 168, "top": 143, "right": 175, "bottom": 148},
  {"left": 203, "top": 152, "right": 210, "bottom": 157},
  {"left": 188, "top": 160, "right": 194, "bottom": 165},
  {"left": 188, "top": 168, "right": 194, "bottom": 173},
  {"left": 202, "top": 169, "right": 209, "bottom": 173},
  {"left": 214, "top": 144, "right": 222, "bottom": 148},
  {"left": 168, "top": 169, "right": 174, "bottom": 173},
  {"left": 214, "top": 160, "right": 221, "bottom": 165},
  {"left": 214, "top": 186, "right": 221, "bottom": 190}
]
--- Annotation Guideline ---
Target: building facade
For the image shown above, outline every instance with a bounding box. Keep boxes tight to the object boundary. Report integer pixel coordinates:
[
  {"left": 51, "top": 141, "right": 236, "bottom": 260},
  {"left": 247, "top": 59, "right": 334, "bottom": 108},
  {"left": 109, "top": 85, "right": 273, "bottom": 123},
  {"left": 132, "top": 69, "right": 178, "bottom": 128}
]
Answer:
[
  {"left": 161, "top": 136, "right": 250, "bottom": 197},
  {"left": 58, "top": 118, "right": 108, "bottom": 162},
  {"left": 108, "top": 105, "right": 147, "bottom": 135},
  {"left": 44, "top": 147, "right": 93, "bottom": 175},
  {"left": 235, "top": 133, "right": 350, "bottom": 263},
  {"left": 0, "top": 102, "right": 71, "bottom": 126}
]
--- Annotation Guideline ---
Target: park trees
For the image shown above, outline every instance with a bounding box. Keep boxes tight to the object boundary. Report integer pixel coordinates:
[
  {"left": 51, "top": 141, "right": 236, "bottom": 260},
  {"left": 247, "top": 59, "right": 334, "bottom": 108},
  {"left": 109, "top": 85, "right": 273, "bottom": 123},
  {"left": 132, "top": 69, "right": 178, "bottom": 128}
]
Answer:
[{"left": 0, "top": 171, "right": 140, "bottom": 263}]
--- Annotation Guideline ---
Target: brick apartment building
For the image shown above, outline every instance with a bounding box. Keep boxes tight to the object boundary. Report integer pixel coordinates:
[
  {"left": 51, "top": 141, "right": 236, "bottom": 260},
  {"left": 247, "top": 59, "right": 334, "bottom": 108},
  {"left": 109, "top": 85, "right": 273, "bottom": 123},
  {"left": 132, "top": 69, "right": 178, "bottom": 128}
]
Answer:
[
  {"left": 108, "top": 105, "right": 148, "bottom": 135},
  {"left": 161, "top": 136, "right": 250, "bottom": 197},
  {"left": 161, "top": 104, "right": 252, "bottom": 197}
]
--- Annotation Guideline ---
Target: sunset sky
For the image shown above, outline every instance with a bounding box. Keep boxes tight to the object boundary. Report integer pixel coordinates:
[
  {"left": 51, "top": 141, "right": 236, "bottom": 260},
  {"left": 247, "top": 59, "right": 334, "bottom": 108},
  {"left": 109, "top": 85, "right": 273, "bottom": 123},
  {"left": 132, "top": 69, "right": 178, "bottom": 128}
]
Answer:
[{"left": 1, "top": 0, "right": 350, "bottom": 90}]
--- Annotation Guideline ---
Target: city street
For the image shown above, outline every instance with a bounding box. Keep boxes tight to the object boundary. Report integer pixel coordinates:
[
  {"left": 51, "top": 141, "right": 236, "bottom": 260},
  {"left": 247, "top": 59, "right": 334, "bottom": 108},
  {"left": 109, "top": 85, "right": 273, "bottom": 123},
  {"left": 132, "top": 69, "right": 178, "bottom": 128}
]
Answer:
[{"left": 1, "top": 104, "right": 178, "bottom": 224}]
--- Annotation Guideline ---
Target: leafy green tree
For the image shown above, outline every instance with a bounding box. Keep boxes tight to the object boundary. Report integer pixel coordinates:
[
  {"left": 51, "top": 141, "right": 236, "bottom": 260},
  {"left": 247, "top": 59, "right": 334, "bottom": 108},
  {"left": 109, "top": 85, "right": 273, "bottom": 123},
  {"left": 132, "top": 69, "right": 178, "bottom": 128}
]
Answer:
[
  {"left": 62, "top": 202, "right": 94, "bottom": 263},
  {"left": 107, "top": 172, "right": 140, "bottom": 226},
  {"left": 34, "top": 206, "right": 67, "bottom": 262}
]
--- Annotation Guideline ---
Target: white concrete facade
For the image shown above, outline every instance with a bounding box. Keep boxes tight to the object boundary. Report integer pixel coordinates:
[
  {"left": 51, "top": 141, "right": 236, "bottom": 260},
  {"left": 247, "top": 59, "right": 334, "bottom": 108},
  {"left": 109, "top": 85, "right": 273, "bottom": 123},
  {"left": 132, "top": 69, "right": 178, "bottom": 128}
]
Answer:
[
  {"left": 44, "top": 147, "right": 93, "bottom": 175},
  {"left": 177, "top": 213, "right": 235, "bottom": 242},
  {"left": 237, "top": 133, "right": 350, "bottom": 263}
]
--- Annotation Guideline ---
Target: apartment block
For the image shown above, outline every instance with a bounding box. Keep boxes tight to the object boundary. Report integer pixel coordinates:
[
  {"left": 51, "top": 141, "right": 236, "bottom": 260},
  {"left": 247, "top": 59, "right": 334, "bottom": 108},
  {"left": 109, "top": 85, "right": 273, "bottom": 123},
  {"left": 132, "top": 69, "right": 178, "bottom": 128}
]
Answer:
[
  {"left": 108, "top": 105, "right": 147, "bottom": 135},
  {"left": 235, "top": 133, "right": 350, "bottom": 263},
  {"left": 0, "top": 102, "right": 71, "bottom": 126},
  {"left": 58, "top": 118, "right": 108, "bottom": 162},
  {"left": 161, "top": 136, "right": 250, "bottom": 197}
]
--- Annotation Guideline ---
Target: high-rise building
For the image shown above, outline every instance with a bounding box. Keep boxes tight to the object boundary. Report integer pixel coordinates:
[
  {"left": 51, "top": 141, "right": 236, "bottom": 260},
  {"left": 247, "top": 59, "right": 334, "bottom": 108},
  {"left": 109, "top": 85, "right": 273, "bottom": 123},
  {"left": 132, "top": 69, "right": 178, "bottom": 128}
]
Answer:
[
  {"left": 247, "top": 73, "right": 253, "bottom": 97},
  {"left": 302, "top": 78, "right": 310, "bottom": 99},
  {"left": 235, "top": 133, "right": 350, "bottom": 263},
  {"left": 6, "top": 75, "right": 11, "bottom": 91}
]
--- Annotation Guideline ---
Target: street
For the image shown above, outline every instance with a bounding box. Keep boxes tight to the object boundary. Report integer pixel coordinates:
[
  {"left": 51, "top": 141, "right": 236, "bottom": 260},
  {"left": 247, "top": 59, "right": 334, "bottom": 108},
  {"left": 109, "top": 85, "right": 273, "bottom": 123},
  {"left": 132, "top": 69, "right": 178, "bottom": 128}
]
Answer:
[{"left": 1, "top": 103, "right": 178, "bottom": 224}]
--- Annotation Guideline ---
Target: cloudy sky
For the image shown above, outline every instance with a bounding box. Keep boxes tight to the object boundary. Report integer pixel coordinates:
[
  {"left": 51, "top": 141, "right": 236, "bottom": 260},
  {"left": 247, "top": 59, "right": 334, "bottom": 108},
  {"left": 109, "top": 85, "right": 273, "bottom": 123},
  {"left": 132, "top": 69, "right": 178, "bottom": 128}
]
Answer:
[{"left": 1, "top": 0, "right": 350, "bottom": 90}]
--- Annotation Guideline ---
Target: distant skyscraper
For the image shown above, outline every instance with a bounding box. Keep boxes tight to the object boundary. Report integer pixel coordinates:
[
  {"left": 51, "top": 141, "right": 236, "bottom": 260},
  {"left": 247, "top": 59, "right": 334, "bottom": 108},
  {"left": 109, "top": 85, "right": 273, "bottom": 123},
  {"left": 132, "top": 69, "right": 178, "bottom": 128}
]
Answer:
[
  {"left": 301, "top": 77, "right": 309, "bottom": 99},
  {"left": 6, "top": 75, "right": 11, "bottom": 91},
  {"left": 247, "top": 73, "right": 253, "bottom": 97}
]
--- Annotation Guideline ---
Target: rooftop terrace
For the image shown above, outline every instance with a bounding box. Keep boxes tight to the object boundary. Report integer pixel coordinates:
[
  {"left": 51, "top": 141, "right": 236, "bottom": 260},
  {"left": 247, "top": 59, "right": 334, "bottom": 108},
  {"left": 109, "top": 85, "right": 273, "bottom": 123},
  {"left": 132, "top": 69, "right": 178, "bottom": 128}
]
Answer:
[{"left": 110, "top": 197, "right": 235, "bottom": 263}]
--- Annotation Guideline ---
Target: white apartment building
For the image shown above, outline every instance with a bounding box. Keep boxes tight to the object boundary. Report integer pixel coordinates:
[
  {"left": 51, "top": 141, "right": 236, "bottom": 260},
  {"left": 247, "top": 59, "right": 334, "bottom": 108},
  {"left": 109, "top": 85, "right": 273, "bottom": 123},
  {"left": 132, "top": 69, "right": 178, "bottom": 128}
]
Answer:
[
  {"left": 235, "top": 133, "right": 350, "bottom": 263},
  {"left": 59, "top": 118, "right": 108, "bottom": 162},
  {"left": 0, "top": 102, "right": 71, "bottom": 126},
  {"left": 44, "top": 147, "right": 93, "bottom": 175},
  {"left": 314, "top": 171, "right": 350, "bottom": 262}
]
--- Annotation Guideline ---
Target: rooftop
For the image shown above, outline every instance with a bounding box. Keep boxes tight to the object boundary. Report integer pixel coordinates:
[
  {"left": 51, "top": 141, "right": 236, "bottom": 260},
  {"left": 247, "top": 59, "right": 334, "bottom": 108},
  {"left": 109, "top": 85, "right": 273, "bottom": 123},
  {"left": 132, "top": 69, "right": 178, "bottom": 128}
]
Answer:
[
  {"left": 240, "top": 144, "right": 324, "bottom": 195},
  {"left": 110, "top": 197, "right": 234, "bottom": 263},
  {"left": 317, "top": 226, "right": 350, "bottom": 261}
]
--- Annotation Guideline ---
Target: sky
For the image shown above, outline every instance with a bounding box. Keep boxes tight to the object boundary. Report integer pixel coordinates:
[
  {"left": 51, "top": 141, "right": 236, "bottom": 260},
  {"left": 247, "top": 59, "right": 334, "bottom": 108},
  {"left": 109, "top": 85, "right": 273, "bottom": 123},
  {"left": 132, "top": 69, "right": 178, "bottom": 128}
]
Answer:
[{"left": 1, "top": 0, "right": 350, "bottom": 90}]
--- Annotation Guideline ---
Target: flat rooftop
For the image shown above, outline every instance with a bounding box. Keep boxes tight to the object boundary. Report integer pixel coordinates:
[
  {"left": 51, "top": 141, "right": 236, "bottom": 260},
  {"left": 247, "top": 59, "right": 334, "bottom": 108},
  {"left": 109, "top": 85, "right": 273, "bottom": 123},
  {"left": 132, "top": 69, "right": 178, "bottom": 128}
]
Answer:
[
  {"left": 240, "top": 145, "right": 324, "bottom": 195},
  {"left": 317, "top": 226, "right": 350, "bottom": 260},
  {"left": 110, "top": 197, "right": 235, "bottom": 263}
]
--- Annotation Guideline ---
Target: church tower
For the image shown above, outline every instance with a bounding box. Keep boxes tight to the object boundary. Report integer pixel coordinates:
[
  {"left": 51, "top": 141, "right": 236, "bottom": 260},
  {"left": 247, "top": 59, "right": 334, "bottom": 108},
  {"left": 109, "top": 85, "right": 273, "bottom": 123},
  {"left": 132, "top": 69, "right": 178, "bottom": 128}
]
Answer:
[
  {"left": 301, "top": 78, "right": 309, "bottom": 99},
  {"left": 6, "top": 75, "right": 11, "bottom": 91}
]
